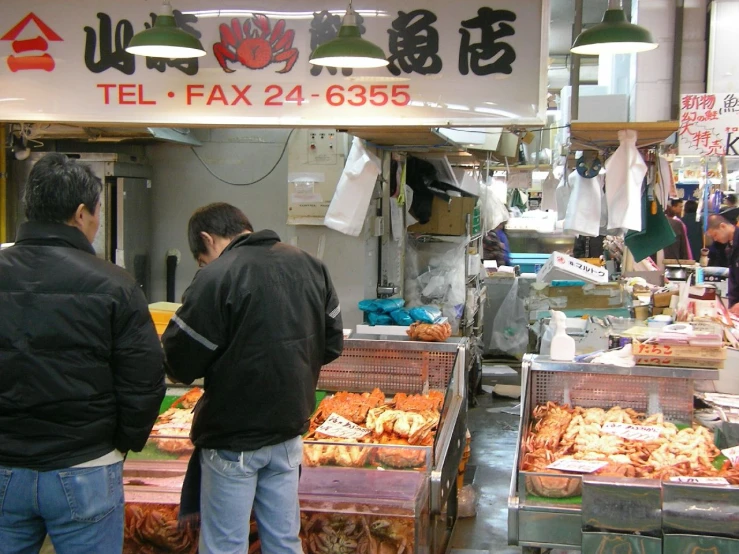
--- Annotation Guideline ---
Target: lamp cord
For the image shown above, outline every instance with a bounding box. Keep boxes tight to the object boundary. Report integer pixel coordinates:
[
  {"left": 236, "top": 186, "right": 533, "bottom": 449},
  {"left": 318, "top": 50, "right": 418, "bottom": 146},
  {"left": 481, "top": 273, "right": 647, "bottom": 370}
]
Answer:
[{"left": 189, "top": 129, "right": 294, "bottom": 187}]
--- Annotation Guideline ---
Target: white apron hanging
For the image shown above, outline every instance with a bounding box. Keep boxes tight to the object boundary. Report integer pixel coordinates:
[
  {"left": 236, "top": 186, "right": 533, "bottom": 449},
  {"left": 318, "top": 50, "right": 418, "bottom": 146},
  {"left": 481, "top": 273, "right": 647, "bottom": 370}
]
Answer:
[{"left": 605, "top": 130, "right": 647, "bottom": 233}]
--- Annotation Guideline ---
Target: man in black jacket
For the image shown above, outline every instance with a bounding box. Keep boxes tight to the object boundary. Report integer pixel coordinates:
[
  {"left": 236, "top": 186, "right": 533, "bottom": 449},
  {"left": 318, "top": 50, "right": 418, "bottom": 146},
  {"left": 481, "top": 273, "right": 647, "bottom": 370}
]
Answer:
[
  {"left": 0, "top": 153, "right": 165, "bottom": 553},
  {"left": 707, "top": 215, "right": 739, "bottom": 313},
  {"left": 162, "top": 203, "right": 343, "bottom": 554}
]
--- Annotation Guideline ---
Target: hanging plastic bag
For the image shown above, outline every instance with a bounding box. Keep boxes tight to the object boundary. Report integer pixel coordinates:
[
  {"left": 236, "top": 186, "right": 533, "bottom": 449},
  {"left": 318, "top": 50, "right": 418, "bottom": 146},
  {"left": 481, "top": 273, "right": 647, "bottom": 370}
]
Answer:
[
  {"left": 409, "top": 305, "right": 443, "bottom": 324},
  {"left": 389, "top": 309, "right": 414, "bottom": 326},
  {"left": 324, "top": 137, "right": 381, "bottom": 236},
  {"left": 491, "top": 279, "right": 529, "bottom": 356}
]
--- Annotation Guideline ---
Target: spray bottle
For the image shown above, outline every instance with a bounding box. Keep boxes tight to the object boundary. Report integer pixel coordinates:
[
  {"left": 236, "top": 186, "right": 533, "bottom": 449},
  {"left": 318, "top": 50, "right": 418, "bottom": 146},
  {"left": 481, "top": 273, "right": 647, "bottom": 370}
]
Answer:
[{"left": 549, "top": 310, "right": 576, "bottom": 362}]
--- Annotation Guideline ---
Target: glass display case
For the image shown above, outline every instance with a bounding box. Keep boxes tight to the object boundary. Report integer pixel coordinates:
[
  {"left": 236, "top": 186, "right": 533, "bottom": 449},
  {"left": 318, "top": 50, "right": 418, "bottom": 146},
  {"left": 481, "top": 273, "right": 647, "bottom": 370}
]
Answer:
[
  {"left": 299, "top": 466, "right": 429, "bottom": 554},
  {"left": 508, "top": 355, "right": 739, "bottom": 554}
]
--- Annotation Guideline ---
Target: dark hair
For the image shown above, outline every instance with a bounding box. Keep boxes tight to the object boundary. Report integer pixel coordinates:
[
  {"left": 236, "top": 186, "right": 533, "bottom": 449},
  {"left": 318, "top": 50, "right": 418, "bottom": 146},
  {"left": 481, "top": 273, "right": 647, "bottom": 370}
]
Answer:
[
  {"left": 707, "top": 214, "right": 731, "bottom": 230},
  {"left": 188, "top": 202, "right": 253, "bottom": 258},
  {"left": 670, "top": 198, "right": 684, "bottom": 207},
  {"left": 683, "top": 200, "right": 698, "bottom": 214},
  {"left": 23, "top": 153, "right": 102, "bottom": 223},
  {"left": 726, "top": 194, "right": 737, "bottom": 205}
]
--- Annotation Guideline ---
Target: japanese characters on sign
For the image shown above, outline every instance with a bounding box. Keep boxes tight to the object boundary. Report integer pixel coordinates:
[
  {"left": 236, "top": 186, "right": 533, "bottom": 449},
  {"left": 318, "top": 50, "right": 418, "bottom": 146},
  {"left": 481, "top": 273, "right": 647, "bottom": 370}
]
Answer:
[
  {"left": 601, "top": 422, "right": 663, "bottom": 442},
  {"left": 679, "top": 93, "right": 739, "bottom": 157},
  {"left": 315, "top": 413, "right": 371, "bottom": 440},
  {"left": 669, "top": 476, "right": 730, "bottom": 486},
  {"left": 0, "top": 0, "right": 548, "bottom": 127},
  {"left": 546, "top": 459, "right": 608, "bottom": 474}
]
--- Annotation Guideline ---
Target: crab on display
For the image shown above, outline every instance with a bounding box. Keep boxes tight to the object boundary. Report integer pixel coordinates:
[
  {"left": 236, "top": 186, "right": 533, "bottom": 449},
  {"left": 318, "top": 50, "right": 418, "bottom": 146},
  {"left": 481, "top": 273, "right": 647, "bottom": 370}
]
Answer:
[
  {"left": 301, "top": 513, "right": 370, "bottom": 554},
  {"left": 213, "top": 15, "right": 298, "bottom": 74}
]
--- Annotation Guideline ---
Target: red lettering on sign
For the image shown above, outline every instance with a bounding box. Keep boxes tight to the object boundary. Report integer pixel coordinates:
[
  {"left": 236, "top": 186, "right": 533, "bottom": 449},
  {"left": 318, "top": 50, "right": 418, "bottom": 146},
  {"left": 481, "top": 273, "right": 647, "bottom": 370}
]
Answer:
[
  {"left": 230, "top": 85, "right": 252, "bottom": 105},
  {"left": 206, "top": 85, "right": 228, "bottom": 106},
  {"left": 118, "top": 84, "right": 136, "bottom": 105},
  {"left": 7, "top": 53, "right": 53, "bottom": 72},
  {"left": 186, "top": 85, "right": 205, "bottom": 105},
  {"left": 97, "top": 84, "right": 117, "bottom": 105},
  {"left": 138, "top": 84, "right": 156, "bottom": 105},
  {"left": 1, "top": 13, "right": 62, "bottom": 73}
]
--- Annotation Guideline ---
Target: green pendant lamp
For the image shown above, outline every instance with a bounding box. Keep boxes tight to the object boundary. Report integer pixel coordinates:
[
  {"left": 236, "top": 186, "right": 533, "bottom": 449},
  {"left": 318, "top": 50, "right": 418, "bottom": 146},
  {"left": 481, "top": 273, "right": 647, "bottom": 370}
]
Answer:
[
  {"left": 309, "top": 0, "right": 388, "bottom": 68},
  {"left": 126, "top": 0, "right": 206, "bottom": 59},
  {"left": 571, "top": 0, "right": 657, "bottom": 56}
]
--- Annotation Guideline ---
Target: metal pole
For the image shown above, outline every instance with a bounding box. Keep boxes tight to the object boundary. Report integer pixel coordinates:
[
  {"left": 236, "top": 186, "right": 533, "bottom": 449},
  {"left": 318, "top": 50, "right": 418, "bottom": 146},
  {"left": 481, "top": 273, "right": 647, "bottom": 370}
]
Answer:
[
  {"left": 570, "top": 0, "right": 584, "bottom": 121},
  {"left": 0, "top": 124, "right": 6, "bottom": 244},
  {"left": 671, "top": 0, "right": 685, "bottom": 120}
]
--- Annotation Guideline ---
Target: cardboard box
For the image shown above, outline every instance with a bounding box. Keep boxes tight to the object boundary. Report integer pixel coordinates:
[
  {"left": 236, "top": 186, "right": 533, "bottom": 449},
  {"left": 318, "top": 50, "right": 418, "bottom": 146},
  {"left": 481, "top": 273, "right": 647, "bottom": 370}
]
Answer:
[
  {"left": 536, "top": 252, "right": 609, "bottom": 284},
  {"left": 408, "top": 196, "right": 477, "bottom": 236},
  {"left": 539, "top": 283, "right": 624, "bottom": 310},
  {"left": 633, "top": 340, "right": 727, "bottom": 360}
]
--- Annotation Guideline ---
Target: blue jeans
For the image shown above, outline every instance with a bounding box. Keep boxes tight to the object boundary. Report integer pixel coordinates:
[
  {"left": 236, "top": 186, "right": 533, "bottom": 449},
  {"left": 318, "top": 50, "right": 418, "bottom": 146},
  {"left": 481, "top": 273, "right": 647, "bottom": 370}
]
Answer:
[
  {"left": 200, "top": 436, "right": 303, "bottom": 554},
  {"left": 0, "top": 462, "right": 124, "bottom": 554}
]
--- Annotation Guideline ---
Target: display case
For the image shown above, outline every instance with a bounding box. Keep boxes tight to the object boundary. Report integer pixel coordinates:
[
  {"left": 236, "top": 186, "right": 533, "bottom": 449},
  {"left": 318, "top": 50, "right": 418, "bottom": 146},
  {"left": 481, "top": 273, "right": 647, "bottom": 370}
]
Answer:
[
  {"left": 123, "top": 338, "right": 466, "bottom": 554},
  {"left": 299, "top": 467, "right": 429, "bottom": 554},
  {"left": 508, "top": 354, "right": 738, "bottom": 553}
]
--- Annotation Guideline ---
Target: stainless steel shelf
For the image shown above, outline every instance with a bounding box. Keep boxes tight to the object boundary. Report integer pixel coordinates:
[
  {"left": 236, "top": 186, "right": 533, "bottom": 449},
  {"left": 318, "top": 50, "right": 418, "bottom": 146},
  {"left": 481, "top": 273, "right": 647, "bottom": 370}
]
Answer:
[{"left": 526, "top": 354, "right": 719, "bottom": 381}]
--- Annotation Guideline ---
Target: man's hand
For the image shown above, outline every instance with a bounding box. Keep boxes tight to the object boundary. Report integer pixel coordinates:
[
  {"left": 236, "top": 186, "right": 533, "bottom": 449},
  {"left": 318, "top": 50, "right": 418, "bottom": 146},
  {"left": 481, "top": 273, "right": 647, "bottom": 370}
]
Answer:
[{"left": 730, "top": 303, "right": 739, "bottom": 316}]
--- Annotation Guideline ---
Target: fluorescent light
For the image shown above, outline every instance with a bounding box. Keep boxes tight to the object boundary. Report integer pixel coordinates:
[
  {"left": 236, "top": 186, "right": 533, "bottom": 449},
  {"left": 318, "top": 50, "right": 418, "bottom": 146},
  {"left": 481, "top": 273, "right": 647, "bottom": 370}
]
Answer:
[{"left": 184, "top": 9, "right": 388, "bottom": 20}]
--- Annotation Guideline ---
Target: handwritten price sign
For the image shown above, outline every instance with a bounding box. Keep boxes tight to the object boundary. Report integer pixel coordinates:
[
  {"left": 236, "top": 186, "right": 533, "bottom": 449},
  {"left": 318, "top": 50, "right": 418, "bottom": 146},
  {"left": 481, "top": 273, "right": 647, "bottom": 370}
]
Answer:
[
  {"left": 633, "top": 343, "right": 673, "bottom": 356},
  {"left": 315, "top": 413, "right": 371, "bottom": 440},
  {"left": 602, "top": 423, "right": 663, "bottom": 442},
  {"left": 670, "top": 476, "right": 730, "bottom": 485},
  {"left": 722, "top": 446, "right": 739, "bottom": 467},
  {"left": 547, "top": 459, "right": 608, "bottom": 474}
]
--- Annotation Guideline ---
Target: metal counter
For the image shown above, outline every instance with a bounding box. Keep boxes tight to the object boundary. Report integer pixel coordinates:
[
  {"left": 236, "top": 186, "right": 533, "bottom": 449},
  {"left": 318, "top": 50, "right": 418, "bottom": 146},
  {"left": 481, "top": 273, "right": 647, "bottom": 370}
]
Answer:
[
  {"left": 315, "top": 338, "right": 468, "bottom": 554},
  {"left": 508, "top": 355, "right": 736, "bottom": 553}
]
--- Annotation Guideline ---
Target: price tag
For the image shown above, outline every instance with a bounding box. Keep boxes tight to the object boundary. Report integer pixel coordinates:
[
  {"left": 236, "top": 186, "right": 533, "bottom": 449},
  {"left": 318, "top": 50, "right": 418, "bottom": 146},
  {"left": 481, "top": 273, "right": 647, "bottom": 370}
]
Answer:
[
  {"left": 546, "top": 459, "right": 608, "bottom": 473},
  {"left": 314, "top": 413, "right": 371, "bottom": 440},
  {"left": 670, "top": 476, "right": 730, "bottom": 485},
  {"left": 722, "top": 446, "right": 739, "bottom": 467},
  {"left": 601, "top": 423, "right": 663, "bottom": 442}
]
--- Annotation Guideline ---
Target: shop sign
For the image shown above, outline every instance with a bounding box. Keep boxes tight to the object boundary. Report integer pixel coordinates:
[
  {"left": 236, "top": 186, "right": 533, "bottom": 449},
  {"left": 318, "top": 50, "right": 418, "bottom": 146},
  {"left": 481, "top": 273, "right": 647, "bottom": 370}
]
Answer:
[
  {"left": 679, "top": 93, "right": 739, "bottom": 157},
  {"left": 0, "top": 1, "right": 548, "bottom": 127},
  {"left": 315, "top": 413, "right": 371, "bottom": 440}
]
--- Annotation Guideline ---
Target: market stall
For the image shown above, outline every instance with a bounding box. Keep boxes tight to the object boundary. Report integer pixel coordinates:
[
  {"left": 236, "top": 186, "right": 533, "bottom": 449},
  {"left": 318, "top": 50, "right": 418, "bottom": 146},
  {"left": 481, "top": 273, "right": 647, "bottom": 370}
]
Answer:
[
  {"left": 122, "top": 337, "right": 467, "bottom": 554},
  {"left": 508, "top": 354, "right": 739, "bottom": 553}
]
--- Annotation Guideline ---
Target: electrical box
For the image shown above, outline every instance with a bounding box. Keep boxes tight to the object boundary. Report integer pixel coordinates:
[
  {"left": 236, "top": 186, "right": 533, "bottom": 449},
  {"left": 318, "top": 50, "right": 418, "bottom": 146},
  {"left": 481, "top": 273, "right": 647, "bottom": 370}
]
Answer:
[{"left": 287, "top": 129, "right": 348, "bottom": 225}]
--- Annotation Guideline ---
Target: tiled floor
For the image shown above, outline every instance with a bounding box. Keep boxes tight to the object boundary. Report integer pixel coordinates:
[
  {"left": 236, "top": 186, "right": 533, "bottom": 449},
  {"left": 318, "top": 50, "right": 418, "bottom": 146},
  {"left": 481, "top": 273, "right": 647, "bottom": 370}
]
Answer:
[{"left": 449, "top": 365, "right": 524, "bottom": 554}]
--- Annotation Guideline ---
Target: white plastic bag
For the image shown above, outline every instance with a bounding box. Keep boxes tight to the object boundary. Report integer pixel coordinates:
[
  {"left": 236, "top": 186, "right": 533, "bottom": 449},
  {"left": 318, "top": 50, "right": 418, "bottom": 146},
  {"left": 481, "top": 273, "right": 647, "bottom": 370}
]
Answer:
[
  {"left": 324, "top": 137, "right": 381, "bottom": 236},
  {"left": 491, "top": 279, "right": 529, "bottom": 356}
]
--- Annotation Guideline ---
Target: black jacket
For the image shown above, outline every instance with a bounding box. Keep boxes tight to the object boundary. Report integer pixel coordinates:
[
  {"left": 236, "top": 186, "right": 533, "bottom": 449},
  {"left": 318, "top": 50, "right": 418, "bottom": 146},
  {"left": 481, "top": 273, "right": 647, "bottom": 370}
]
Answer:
[
  {"left": 162, "top": 230, "right": 344, "bottom": 451},
  {"left": 0, "top": 222, "right": 165, "bottom": 470},
  {"left": 728, "top": 227, "right": 739, "bottom": 307}
]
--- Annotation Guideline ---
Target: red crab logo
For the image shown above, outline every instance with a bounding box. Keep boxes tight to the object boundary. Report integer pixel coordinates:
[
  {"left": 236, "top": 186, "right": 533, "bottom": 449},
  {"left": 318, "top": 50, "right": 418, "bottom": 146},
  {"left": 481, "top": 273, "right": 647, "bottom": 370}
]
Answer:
[{"left": 213, "top": 15, "right": 298, "bottom": 74}]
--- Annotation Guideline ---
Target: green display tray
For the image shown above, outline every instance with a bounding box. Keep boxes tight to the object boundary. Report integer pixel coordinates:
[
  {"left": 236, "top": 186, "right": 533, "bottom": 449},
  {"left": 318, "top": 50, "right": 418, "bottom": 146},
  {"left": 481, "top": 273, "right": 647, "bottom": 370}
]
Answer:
[
  {"left": 127, "top": 442, "right": 181, "bottom": 461},
  {"left": 159, "top": 395, "right": 178, "bottom": 414}
]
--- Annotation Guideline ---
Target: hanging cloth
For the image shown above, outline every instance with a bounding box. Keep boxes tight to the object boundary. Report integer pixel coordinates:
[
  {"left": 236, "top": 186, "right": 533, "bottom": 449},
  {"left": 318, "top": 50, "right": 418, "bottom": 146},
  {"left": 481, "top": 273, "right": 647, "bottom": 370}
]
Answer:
[
  {"left": 563, "top": 170, "right": 603, "bottom": 237},
  {"left": 541, "top": 171, "right": 559, "bottom": 212},
  {"left": 605, "top": 130, "right": 647, "bottom": 233},
  {"left": 554, "top": 175, "right": 571, "bottom": 221}
]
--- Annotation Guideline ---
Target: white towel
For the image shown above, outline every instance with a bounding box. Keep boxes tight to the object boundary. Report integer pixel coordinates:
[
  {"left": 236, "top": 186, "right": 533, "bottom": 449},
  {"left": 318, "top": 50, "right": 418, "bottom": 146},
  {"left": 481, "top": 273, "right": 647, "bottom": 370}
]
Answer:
[
  {"left": 555, "top": 175, "right": 571, "bottom": 221},
  {"left": 541, "top": 172, "right": 559, "bottom": 212},
  {"left": 605, "top": 130, "right": 647, "bottom": 233},
  {"left": 564, "top": 170, "right": 603, "bottom": 237}
]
